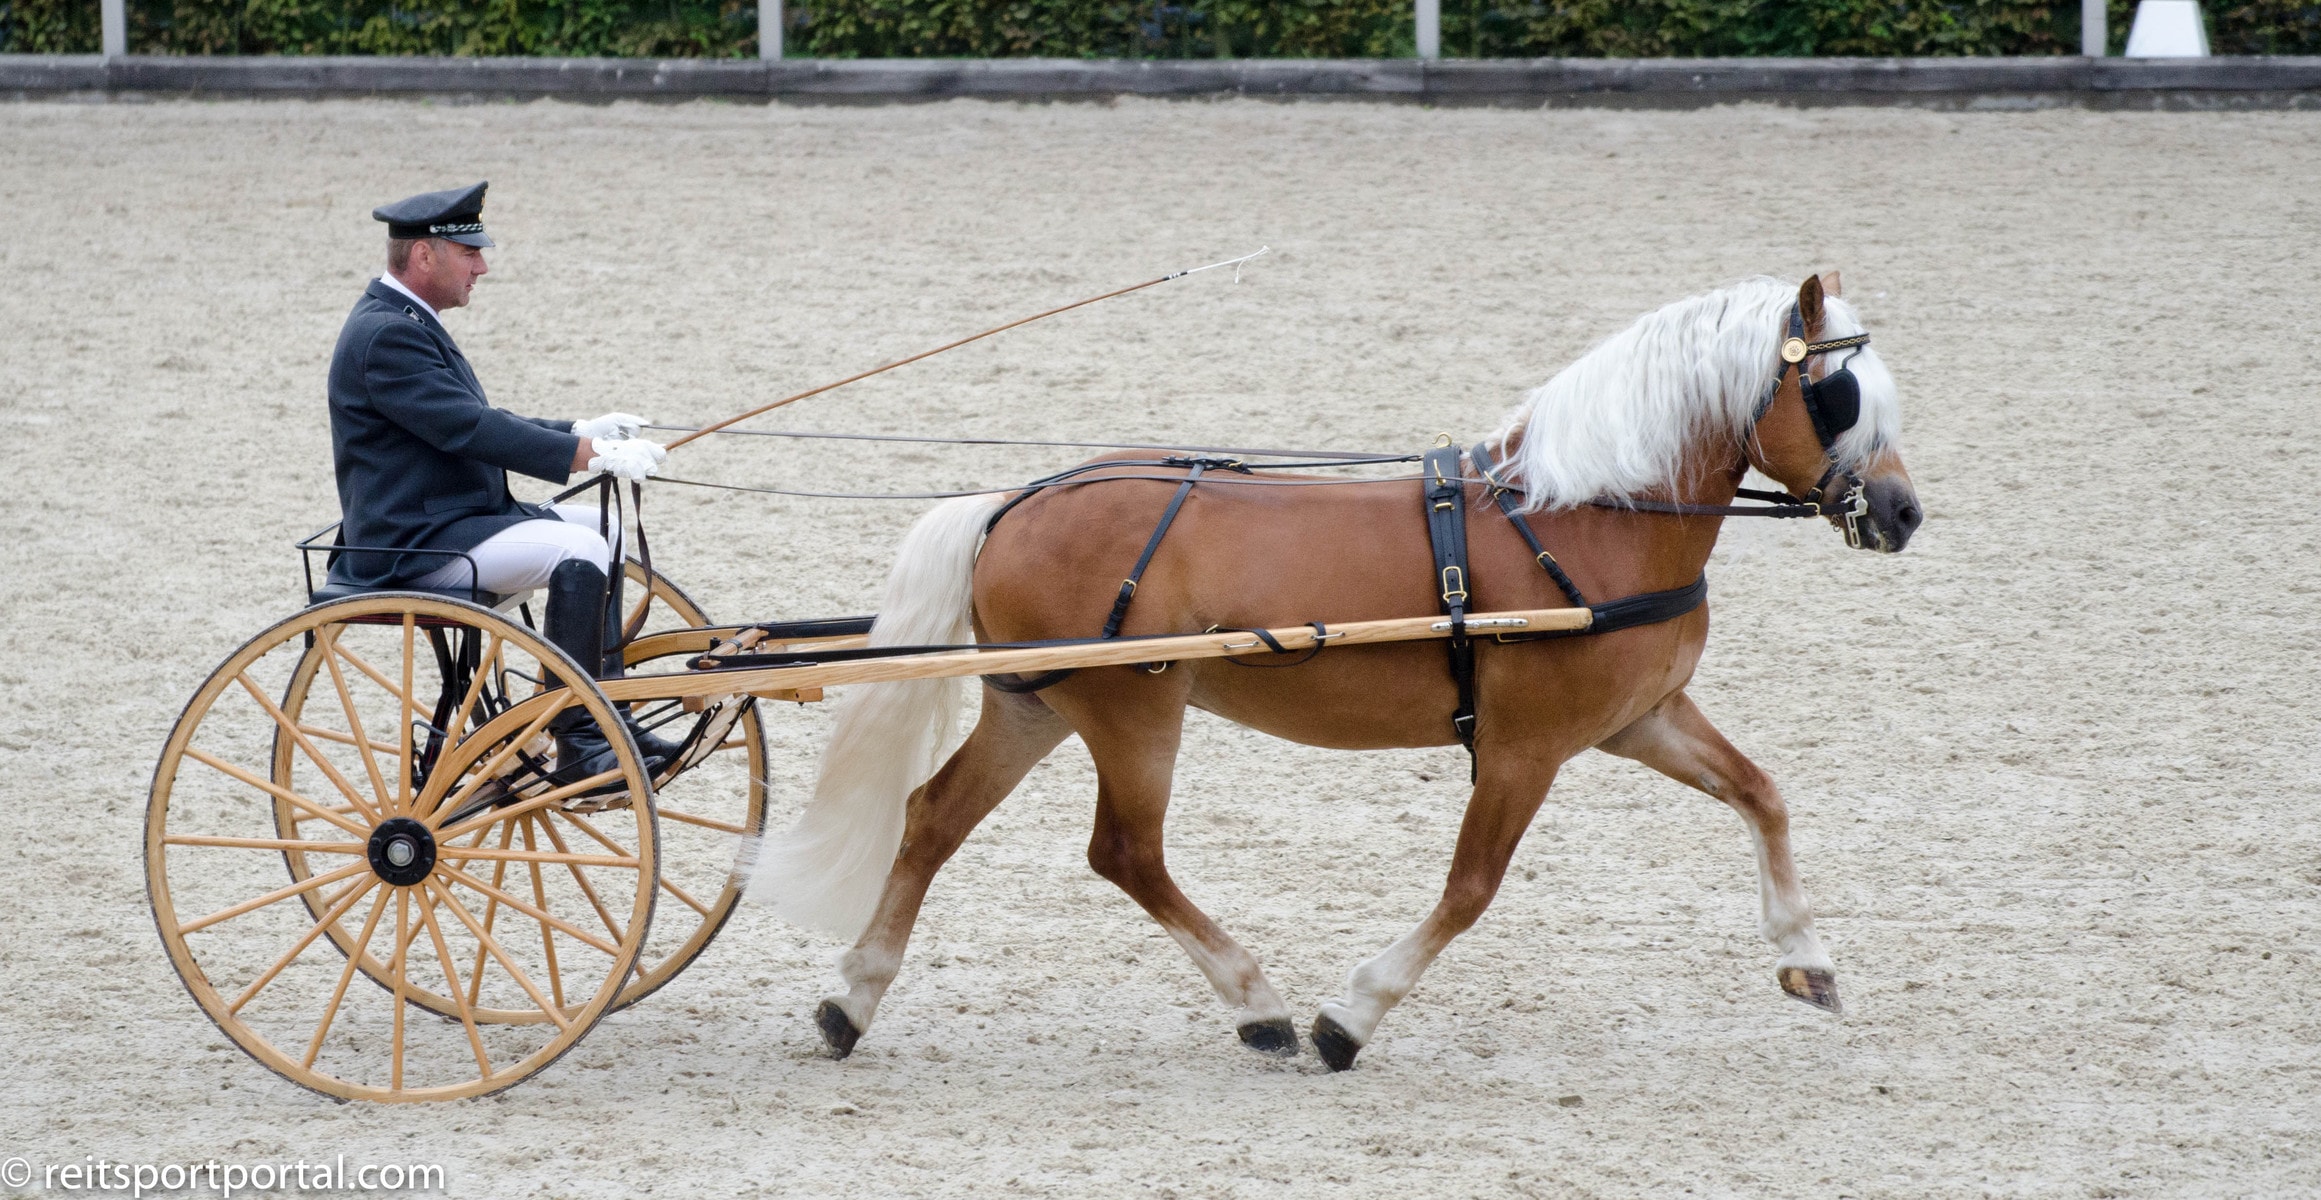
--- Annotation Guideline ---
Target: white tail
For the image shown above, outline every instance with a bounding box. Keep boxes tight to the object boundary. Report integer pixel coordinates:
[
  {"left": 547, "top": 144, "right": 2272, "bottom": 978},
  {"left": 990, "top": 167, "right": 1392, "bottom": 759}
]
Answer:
[{"left": 739, "top": 493, "right": 1002, "bottom": 939}]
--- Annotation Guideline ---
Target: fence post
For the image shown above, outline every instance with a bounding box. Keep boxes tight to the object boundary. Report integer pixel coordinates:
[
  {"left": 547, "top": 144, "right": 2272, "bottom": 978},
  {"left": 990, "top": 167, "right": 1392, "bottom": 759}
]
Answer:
[
  {"left": 102, "top": 0, "right": 127, "bottom": 57},
  {"left": 2082, "top": 0, "right": 2106, "bottom": 54},
  {"left": 761, "top": 0, "right": 782, "bottom": 59},
  {"left": 1415, "top": 0, "right": 1439, "bottom": 58}
]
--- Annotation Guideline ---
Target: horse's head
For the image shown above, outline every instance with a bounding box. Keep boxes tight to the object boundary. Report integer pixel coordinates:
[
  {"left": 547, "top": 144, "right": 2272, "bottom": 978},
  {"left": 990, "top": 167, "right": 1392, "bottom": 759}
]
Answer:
[{"left": 1743, "top": 273, "right": 1921, "bottom": 553}]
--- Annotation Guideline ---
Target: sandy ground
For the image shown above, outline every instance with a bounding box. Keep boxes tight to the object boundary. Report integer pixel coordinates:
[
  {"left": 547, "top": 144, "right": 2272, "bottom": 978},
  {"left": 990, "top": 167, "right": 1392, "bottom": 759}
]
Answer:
[{"left": 2, "top": 96, "right": 2318, "bottom": 1198}]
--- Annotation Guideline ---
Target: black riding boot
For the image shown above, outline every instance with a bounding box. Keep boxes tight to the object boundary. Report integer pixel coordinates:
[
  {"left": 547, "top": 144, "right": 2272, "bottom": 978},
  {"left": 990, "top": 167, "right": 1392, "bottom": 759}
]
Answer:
[{"left": 543, "top": 560, "right": 665, "bottom": 790}]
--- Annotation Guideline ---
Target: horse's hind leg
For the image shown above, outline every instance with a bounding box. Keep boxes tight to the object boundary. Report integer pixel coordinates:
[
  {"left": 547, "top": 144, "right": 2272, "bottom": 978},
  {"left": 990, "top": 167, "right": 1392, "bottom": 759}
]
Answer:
[
  {"left": 1069, "top": 701, "right": 1299, "bottom": 1056},
  {"left": 1598, "top": 689, "right": 1840, "bottom": 1012},
  {"left": 818, "top": 687, "right": 1071, "bottom": 1057},
  {"left": 1311, "top": 753, "right": 1563, "bottom": 1071}
]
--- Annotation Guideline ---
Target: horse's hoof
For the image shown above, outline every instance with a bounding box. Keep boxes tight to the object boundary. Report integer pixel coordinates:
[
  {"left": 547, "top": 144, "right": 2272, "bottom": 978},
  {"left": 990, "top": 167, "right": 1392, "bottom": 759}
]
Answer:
[
  {"left": 1778, "top": 966, "right": 1843, "bottom": 1014},
  {"left": 1237, "top": 1018, "right": 1299, "bottom": 1057},
  {"left": 1311, "top": 1014, "right": 1362, "bottom": 1072},
  {"left": 816, "top": 1000, "right": 864, "bottom": 1058}
]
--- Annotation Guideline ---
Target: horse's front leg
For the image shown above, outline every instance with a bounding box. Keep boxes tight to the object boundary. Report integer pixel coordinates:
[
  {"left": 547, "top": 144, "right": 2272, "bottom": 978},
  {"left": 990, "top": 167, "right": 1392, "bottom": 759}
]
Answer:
[
  {"left": 1598, "top": 689, "right": 1840, "bottom": 1012},
  {"left": 1312, "top": 753, "right": 1563, "bottom": 1071}
]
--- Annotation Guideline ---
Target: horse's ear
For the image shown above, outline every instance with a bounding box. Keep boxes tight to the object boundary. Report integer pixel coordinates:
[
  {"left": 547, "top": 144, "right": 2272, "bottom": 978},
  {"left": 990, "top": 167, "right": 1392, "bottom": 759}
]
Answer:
[
  {"left": 1798, "top": 274, "right": 1826, "bottom": 330},
  {"left": 1818, "top": 269, "right": 1843, "bottom": 298}
]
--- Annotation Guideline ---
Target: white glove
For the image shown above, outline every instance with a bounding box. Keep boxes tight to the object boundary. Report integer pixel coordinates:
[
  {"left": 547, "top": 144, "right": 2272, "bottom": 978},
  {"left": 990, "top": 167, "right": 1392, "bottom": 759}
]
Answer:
[
  {"left": 586, "top": 437, "right": 667, "bottom": 482},
  {"left": 572, "top": 412, "right": 650, "bottom": 441}
]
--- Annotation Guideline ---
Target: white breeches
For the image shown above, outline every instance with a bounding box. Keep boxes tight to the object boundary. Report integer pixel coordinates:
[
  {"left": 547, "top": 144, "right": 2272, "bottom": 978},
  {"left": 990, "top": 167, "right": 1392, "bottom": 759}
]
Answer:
[{"left": 413, "top": 503, "right": 623, "bottom": 597}]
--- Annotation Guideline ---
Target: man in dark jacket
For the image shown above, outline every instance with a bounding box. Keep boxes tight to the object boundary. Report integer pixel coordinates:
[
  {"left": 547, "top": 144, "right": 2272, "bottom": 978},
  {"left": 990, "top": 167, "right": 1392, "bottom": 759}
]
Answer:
[{"left": 327, "top": 181, "right": 672, "bottom": 787}]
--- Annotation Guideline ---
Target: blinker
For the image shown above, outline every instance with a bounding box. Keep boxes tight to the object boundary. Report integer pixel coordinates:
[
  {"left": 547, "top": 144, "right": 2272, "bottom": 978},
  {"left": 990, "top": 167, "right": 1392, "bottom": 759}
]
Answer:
[{"left": 1803, "top": 366, "right": 1861, "bottom": 449}]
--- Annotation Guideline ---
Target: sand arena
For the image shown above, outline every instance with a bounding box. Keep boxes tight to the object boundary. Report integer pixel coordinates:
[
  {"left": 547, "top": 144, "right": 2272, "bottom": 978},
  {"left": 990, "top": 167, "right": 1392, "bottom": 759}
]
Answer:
[{"left": 1, "top": 97, "right": 2316, "bottom": 1196}]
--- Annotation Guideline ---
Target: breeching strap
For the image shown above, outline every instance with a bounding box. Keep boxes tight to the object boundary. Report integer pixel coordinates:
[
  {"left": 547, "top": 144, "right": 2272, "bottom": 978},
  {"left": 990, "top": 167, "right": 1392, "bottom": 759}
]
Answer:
[{"left": 982, "top": 457, "right": 1230, "bottom": 694}]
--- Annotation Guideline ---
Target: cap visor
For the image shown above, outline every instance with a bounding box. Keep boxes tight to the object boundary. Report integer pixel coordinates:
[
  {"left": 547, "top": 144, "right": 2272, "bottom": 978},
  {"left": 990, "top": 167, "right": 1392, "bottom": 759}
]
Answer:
[{"left": 445, "top": 231, "right": 495, "bottom": 248}]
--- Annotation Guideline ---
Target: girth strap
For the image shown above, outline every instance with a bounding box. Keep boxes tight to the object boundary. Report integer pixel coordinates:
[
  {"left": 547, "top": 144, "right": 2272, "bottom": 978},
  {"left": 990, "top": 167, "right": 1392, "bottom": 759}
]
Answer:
[{"left": 1421, "top": 445, "right": 1479, "bottom": 771}]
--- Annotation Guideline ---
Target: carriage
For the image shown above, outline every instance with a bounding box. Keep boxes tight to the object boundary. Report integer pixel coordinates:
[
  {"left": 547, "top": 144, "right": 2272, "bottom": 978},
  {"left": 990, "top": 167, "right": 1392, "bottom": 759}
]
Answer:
[
  {"left": 144, "top": 476, "right": 1603, "bottom": 1102},
  {"left": 145, "top": 271, "right": 1915, "bottom": 1103}
]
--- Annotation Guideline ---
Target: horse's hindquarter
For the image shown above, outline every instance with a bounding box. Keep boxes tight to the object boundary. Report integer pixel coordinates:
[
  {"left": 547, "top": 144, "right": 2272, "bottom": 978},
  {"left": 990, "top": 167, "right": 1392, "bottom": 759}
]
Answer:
[{"left": 972, "top": 465, "right": 1710, "bottom": 754}]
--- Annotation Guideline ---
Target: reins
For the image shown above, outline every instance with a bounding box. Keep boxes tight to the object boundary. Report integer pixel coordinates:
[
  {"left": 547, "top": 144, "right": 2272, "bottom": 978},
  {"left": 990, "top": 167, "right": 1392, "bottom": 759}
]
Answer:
[{"left": 588, "top": 287, "right": 1879, "bottom": 759}]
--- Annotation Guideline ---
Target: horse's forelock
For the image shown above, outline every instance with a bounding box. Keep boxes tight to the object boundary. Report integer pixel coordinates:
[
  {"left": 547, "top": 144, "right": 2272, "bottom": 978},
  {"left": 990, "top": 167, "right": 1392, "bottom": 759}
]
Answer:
[{"left": 1818, "top": 295, "right": 1903, "bottom": 469}]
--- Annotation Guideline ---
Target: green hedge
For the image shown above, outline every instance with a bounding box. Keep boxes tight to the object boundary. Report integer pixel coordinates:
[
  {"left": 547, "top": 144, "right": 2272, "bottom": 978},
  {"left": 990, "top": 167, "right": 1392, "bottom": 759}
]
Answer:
[{"left": 5, "top": 0, "right": 2317, "bottom": 56}]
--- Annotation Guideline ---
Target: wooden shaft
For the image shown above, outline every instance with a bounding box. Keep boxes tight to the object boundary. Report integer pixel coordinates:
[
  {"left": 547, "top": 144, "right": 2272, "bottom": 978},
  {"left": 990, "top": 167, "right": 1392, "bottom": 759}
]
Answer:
[
  {"left": 596, "top": 605, "right": 1591, "bottom": 703},
  {"left": 625, "top": 626, "right": 866, "bottom": 664}
]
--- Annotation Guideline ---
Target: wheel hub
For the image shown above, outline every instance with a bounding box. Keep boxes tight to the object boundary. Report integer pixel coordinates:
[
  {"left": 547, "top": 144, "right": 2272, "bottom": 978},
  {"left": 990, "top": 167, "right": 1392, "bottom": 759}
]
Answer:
[{"left": 366, "top": 817, "right": 437, "bottom": 887}]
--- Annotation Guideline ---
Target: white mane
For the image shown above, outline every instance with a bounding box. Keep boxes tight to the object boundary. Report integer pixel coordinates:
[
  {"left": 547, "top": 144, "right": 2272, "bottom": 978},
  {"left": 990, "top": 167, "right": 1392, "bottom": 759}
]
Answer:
[{"left": 1483, "top": 276, "right": 1899, "bottom": 512}]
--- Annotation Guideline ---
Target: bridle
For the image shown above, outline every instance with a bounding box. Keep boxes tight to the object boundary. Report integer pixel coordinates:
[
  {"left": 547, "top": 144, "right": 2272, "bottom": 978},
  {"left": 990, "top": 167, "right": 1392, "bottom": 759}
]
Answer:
[
  {"left": 1767, "top": 304, "right": 1875, "bottom": 548},
  {"left": 1524, "top": 303, "right": 1879, "bottom": 545}
]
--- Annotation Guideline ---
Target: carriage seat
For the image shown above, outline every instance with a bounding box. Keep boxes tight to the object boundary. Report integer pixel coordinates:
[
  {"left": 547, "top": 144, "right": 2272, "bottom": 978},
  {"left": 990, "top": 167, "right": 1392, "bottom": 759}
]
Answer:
[{"left": 308, "top": 580, "right": 513, "bottom": 609}]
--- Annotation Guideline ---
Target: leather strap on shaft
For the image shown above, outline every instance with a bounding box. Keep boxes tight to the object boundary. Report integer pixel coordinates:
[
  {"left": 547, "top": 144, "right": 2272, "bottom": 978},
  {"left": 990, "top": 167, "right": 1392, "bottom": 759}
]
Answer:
[{"left": 1422, "top": 446, "right": 1479, "bottom": 772}]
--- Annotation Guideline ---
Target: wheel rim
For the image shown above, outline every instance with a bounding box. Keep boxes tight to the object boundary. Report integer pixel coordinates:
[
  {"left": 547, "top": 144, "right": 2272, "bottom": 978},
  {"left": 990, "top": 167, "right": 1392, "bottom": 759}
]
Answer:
[
  {"left": 148, "top": 595, "right": 658, "bottom": 1102},
  {"left": 603, "top": 563, "right": 768, "bottom": 1011}
]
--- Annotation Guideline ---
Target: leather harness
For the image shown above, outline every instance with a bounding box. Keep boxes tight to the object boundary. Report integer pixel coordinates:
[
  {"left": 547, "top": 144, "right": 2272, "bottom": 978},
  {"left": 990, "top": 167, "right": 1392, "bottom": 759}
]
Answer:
[
  {"left": 951, "top": 302, "right": 1873, "bottom": 760},
  {"left": 969, "top": 444, "right": 1711, "bottom": 776}
]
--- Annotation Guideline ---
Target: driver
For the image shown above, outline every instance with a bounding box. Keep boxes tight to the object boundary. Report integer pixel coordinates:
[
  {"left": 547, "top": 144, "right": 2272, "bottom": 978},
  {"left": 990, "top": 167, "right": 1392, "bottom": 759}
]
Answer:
[{"left": 326, "top": 181, "right": 676, "bottom": 788}]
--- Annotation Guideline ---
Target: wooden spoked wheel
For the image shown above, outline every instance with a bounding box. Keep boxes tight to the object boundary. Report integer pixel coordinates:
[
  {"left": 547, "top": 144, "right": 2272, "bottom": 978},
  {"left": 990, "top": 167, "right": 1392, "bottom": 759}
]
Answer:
[
  {"left": 267, "top": 565, "right": 767, "bottom": 1018},
  {"left": 603, "top": 563, "right": 768, "bottom": 1010},
  {"left": 149, "top": 594, "right": 659, "bottom": 1102}
]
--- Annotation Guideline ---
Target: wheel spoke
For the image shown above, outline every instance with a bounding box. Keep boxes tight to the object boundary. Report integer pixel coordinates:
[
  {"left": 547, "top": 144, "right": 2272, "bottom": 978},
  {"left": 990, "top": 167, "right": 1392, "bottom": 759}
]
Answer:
[
  {"left": 318, "top": 625, "right": 396, "bottom": 823},
  {"left": 521, "top": 817, "right": 566, "bottom": 1010},
  {"left": 232, "top": 672, "right": 383, "bottom": 825},
  {"left": 418, "top": 701, "right": 568, "bottom": 826},
  {"left": 296, "top": 725, "right": 400, "bottom": 756},
  {"left": 437, "top": 864, "right": 623, "bottom": 958},
  {"left": 444, "top": 634, "right": 502, "bottom": 749},
  {"left": 427, "top": 879, "right": 574, "bottom": 1032},
  {"left": 530, "top": 814, "right": 633, "bottom": 975},
  {"left": 551, "top": 809, "right": 635, "bottom": 858},
  {"left": 165, "top": 835, "right": 367, "bottom": 854},
  {"left": 417, "top": 881, "right": 494, "bottom": 1078},
  {"left": 184, "top": 748, "right": 371, "bottom": 841},
  {"left": 660, "top": 874, "right": 713, "bottom": 919},
  {"left": 303, "top": 886, "right": 392, "bottom": 1069},
  {"left": 229, "top": 878, "right": 379, "bottom": 1014},
  {"left": 390, "top": 889, "right": 415, "bottom": 1092},
  {"left": 657, "top": 806, "right": 745, "bottom": 836},
  {"left": 432, "top": 845, "right": 637, "bottom": 868},
  {"left": 331, "top": 641, "right": 433, "bottom": 729},
  {"left": 466, "top": 822, "right": 515, "bottom": 1011},
  {"left": 399, "top": 616, "right": 416, "bottom": 813},
  {"left": 178, "top": 859, "right": 372, "bottom": 935},
  {"left": 431, "top": 765, "right": 626, "bottom": 842}
]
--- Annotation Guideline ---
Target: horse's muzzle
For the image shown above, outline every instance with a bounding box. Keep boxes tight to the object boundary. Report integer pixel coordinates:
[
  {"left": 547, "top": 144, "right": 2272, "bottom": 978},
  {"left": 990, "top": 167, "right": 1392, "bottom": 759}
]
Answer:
[{"left": 1850, "top": 476, "right": 1921, "bottom": 553}]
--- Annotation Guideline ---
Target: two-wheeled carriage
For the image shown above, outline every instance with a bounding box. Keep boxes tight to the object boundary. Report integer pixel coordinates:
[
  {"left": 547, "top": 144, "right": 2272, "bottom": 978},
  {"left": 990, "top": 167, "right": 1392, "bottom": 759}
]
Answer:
[
  {"left": 145, "top": 481, "right": 1599, "bottom": 1101},
  {"left": 149, "top": 270, "right": 1918, "bottom": 1100}
]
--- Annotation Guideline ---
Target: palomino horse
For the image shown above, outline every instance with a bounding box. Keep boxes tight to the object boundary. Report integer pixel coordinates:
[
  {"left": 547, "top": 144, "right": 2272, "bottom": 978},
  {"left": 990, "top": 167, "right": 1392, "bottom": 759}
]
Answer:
[{"left": 745, "top": 273, "right": 1921, "bottom": 1069}]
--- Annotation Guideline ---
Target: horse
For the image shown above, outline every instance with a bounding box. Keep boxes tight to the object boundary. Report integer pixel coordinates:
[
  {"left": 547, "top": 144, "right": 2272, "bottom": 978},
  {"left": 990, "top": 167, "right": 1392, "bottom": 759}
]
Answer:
[{"left": 742, "top": 272, "right": 1921, "bottom": 1070}]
